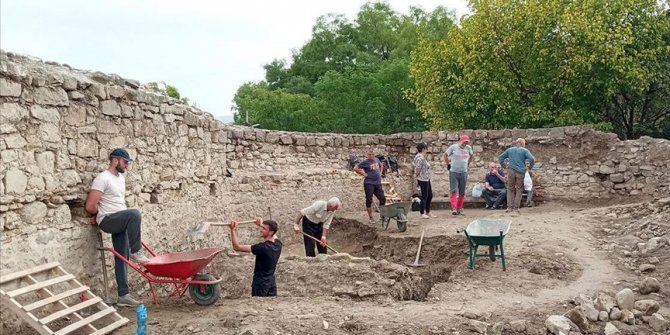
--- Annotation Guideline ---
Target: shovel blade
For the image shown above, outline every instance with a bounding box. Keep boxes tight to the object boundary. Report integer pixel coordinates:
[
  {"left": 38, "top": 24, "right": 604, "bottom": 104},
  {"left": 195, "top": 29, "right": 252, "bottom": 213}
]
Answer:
[{"left": 190, "top": 222, "right": 211, "bottom": 235}]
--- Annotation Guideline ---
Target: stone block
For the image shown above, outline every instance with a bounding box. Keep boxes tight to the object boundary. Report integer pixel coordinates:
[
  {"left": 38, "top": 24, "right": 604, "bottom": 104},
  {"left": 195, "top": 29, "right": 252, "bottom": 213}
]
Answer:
[
  {"left": 76, "top": 138, "right": 98, "bottom": 158},
  {"left": 62, "top": 106, "right": 87, "bottom": 126},
  {"left": 30, "top": 87, "right": 69, "bottom": 106},
  {"left": 4, "top": 133, "right": 28, "bottom": 149},
  {"left": 0, "top": 78, "right": 22, "bottom": 97},
  {"left": 35, "top": 151, "right": 55, "bottom": 173},
  {"left": 107, "top": 85, "right": 125, "bottom": 98},
  {"left": 87, "top": 83, "right": 107, "bottom": 99},
  {"left": 100, "top": 100, "right": 121, "bottom": 116},
  {"left": 39, "top": 123, "right": 61, "bottom": 143},
  {"left": 96, "top": 119, "right": 119, "bottom": 134},
  {"left": 4, "top": 168, "right": 28, "bottom": 194},
  {"left": 30, "top": 105, "right": 61, "bottom": 123},
  {"left": 0, "top": 103, "right": 28, "bottom": 123},
  {"left": 20, "top": 201, "right": 47, "bottom": 224}
]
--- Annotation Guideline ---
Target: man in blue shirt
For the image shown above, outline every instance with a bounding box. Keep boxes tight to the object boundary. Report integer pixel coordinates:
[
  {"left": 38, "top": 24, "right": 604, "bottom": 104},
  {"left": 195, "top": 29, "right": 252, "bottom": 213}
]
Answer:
[
  {"left": 498, "top": 138, "right": 535, "bottom": 213},
  {"left": 482, "top": 162, "right": 507, "bottom": 209},
  {"left": 353, "top": 149, "right": 386, "bottom": 224}
]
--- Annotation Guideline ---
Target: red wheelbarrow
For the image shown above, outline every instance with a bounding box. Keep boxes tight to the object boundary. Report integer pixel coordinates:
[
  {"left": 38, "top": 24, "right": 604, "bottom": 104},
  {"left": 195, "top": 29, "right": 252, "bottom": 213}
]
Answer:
[{"left": 99, "top": 242, "right": 223, "bottom": 306}]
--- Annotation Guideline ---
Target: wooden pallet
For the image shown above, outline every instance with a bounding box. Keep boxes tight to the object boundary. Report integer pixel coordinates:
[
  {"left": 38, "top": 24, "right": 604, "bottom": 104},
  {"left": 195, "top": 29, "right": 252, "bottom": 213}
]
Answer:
[{"left": 0, "top": 262, "right": 129, "bottom": 335}]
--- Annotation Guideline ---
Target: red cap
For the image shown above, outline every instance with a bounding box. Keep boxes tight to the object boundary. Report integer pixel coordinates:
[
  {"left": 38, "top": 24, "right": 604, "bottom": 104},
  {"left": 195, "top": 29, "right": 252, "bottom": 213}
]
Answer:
[{"left": 459, "top": 134, "right": 470, "bottom": 142}]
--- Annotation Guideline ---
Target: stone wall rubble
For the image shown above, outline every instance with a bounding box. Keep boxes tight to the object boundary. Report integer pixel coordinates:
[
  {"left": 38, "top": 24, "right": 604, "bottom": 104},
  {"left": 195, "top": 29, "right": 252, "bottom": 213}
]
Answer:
[{"left": 1, "top": 50, "right": 670, "bottom": 305}]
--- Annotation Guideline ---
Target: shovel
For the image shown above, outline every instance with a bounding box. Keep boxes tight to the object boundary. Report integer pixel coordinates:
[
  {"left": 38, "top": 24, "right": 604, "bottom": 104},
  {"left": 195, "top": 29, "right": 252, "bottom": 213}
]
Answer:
[
  {"left": 407, "top": 229, "right": 426, "bottom": 267},
  {"left": 190, "top": 220, "right": 256, "bottom": 235},
  {"left": 298, "top": 231, "right": 339, "bottom": 254}
]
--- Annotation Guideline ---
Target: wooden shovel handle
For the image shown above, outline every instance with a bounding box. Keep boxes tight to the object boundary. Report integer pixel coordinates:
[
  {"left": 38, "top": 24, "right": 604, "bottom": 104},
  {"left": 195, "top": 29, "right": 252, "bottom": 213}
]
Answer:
[{"left": 204, "top": 220, "right": 256, "bottom": 226}]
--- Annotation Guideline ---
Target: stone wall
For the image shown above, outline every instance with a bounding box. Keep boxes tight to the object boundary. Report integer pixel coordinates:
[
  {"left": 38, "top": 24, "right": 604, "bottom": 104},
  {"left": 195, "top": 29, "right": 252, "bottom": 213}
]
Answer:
[{"left": 1, "top": 50, "right": 670, "bottom": 302}]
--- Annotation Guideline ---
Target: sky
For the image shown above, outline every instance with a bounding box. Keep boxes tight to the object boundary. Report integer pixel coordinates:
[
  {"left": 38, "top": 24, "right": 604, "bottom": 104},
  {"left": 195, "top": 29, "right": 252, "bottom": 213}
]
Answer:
[{"left": 1, "top": 0, "right": 470, "bottom": 123}]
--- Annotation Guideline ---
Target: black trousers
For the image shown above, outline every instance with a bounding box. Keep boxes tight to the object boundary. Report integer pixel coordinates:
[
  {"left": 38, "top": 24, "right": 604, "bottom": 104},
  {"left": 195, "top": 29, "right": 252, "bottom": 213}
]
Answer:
[
  {"left": 364, "top": 183, "right": 386, "bottom": 208},
  {"left": 417, "top": 180, "right": 433, "bottom": 214},
  {"left": 302, "top": 217, "right": 327, "bottom": 257},
  {"left": 251, "top": 278, "right": 277, "bottom": 297}
]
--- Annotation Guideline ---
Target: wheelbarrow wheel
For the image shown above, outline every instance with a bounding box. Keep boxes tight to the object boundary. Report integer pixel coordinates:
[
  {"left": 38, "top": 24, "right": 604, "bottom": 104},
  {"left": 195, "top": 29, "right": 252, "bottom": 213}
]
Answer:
[
  {"left": 189, "top": 274, "right": 221, "bottom": 306},
  {"left": 396, "top": 212, "right": 408, "bottom": 232}
]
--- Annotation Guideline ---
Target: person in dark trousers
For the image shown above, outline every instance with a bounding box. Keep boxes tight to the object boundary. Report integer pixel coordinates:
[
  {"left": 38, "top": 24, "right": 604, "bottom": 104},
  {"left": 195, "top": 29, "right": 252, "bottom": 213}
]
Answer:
[
  {"left": 413, "top": 142, "right": 435, "bottom": 219},
  {"left": 293, "top": 197, "right": 341, "bottom": 257},
  {"left": 229, "top": 217, "right": 282, "bottom": 297},
  {"left": 498, "top": 138, "right": 535, "bottom": 213},
  {"left": 85, "top": 148, "right": 151, "bottom": 307},
  {"left": 482, "top": 162, "right": 507, "bottom": 209},
  {"left": 353, "top": 148, "right": 386, "bottom": 224}
]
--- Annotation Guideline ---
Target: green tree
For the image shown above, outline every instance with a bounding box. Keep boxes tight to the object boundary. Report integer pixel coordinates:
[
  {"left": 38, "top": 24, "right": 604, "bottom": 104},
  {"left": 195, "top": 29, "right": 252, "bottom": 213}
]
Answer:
[
  {"left": 408, "top": 0, "right": 670, "bottom": 139},
  {"left": 233, "top": 1, "right": 456, "bottom": 134}
]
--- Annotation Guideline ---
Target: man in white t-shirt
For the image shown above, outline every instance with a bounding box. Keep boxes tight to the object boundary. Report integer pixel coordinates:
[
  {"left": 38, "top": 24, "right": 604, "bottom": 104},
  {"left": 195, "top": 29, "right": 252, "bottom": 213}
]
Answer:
[
  {"left": 85, "top": 148, "right": 150, "bottom": 307},
  {"left": 445, "top": 134, "right": 474, "bottom": 215},
  {"left": 293, "top": 197, "right": 341, "bottom": 257}
]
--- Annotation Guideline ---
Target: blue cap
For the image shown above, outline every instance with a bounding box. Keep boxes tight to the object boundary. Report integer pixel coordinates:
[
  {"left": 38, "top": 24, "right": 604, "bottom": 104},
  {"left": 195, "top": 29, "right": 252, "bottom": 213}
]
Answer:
[{"left": 110, "top": 148, "right": 133, "bottom": 162}]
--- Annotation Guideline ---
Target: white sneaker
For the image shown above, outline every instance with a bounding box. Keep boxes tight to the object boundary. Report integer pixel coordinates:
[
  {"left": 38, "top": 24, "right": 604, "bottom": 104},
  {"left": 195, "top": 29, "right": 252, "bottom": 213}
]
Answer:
[
  {"left": 421, "top": 214, "right": 430, "bottom": 219},
  {"left": 130, "top": 252, "right": 151, "bottom": 264},
  {"left": 117, "top": 294, "right": 140, "bottom": 307}
]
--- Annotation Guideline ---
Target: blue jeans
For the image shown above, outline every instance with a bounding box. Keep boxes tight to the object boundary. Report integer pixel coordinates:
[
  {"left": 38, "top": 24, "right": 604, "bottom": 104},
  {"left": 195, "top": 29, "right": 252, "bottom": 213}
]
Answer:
[{"left": 99, "top": 209, "right": 142, "bottom": 297}]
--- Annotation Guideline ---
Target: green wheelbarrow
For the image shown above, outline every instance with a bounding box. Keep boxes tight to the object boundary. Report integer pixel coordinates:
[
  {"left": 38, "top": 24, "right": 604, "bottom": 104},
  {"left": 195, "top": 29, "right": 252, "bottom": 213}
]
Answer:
[
  {"left": 461, "top": 219, "right": 511, "bottom": 271},
  {"left": 378, "top": 202, "right": 411, "bottom": 232}
]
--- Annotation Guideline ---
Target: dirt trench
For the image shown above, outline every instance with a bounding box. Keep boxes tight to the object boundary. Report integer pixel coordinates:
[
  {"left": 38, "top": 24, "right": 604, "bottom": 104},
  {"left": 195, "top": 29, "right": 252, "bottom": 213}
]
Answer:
[{"left": 204, "top": 218, "right": 467, "bottom": 303}]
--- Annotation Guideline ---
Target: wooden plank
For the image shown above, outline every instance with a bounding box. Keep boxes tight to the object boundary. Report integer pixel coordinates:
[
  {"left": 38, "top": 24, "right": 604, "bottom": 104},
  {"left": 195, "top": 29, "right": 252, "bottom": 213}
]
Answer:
[
  {"left": 23, "top": 275, "right": 98, "bottom": 334},
  {"left": 54, "top": 307, "right": 115, "bottom": 335},
  {"left": 40, "top": 296, "right": 102, "bottom": 325},
  {"left": 0, "top": 262, "right": 60, "bottom": 285},
  {"left": 91, "top": 317, "right": 130, "bottom": 335},
  {"left": 23, "top": 286, "right": 89, "bottom": 312},
  {"left": 7, "top": 274, "right": 75, "bottom": 298},
  {"left": 0, "top": 294, "right": 53, "bottom": 335}
]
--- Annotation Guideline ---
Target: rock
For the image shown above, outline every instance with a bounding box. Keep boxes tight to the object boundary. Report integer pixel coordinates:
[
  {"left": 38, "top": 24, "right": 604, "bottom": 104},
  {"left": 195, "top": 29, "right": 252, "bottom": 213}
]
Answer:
[
  {"left": 322, "top": 320, "right": 329, "bottom": 330},
  {"left": 467, "top": 319, "right": 487, "bottom": 334},
  {"left": 639, "top": 277, "right": 660, "bottom": 294},
  {"left": 604, "top": 322, "right": 620, "bottom": 335},
  {"left": 648, "top": 256, "right": 659, "bottom": 264},
  {"left": 599, "top": 166, "right": 615, "bottom": 174},
  {"left": 545, "top": 315, "right": 573, "bottom": 334},
  {"left": 634, "top": 299, "right": 660, "bottom": 315},
  {"left": 31, "top": 87, "right": 69, "bottom": 106},
  {"left": 598, "top": 311, "right": 608, "bottom": 322},
  {"left": 20, "top": 202, "right": 47, "bottom": 224},
  {"left": 35, "top": 151, "right": 55, "bottom": 173},
  {"left": 639, "top": 264, "right": 655, "bottom": 272},
  {"left": 491, "top": 322, "right": 503, "bottom": 335},
  {"left": 0, "top": 78, "right": 21, "bottom": 97},
  {"left": 564, "top": 307, "right": 589, "bottom": 332},
  {"left": 582, "top": 303, "right": 599, "bottom": 321},
  {"left": 645, "top": 237, "right": 666, "bottom": 253},
  {"left": 30, "top": 105, "right": 60, "bottom": 123},
  {"left": 648, "top": 313, "right": 668, "bottom": 332},
  {"left": 100, "top": 100, "right": 121, "bottom": 116},
  {"left": 296, "top": 313, "right": 319, "bottom": 320},
  {"left": 609, "top": 173, "right": 624, "bottom": 183},
  {"left": 125, "top": 78, "right": 140, "bottom": 88},
  {"left": 0, "top": 103, "right": 28, "bottom": 123},
  {"left": 508, "top": 320, "right": 526, "bottom": 332},
  {"left": 620, "top": 309, "right": 635, "bottom": 325},
  {"left": 615, "top": 288, "right": 635, "bottom": 311},
  {"left": 4, "top": 168, "right": 28, "bottom": 194},
  {"left": 594, "top": 292, "right": 616, "bottom": 313},
  {"left": 609, "top": 307, "right": 622, "bottom": 321},
  {"left": 4, "top": 133, "right": 27, "bottom": 148},
  {"left": 574, "top": 294, "right": 593, "bottom": 306}
]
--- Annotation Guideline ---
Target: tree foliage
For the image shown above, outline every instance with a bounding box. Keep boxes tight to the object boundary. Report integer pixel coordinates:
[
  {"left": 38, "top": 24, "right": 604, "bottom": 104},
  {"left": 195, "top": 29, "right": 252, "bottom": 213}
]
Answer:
[
  {"left": 408, "top": 0, "right": 670, "bottom": 139},
  {"left": 233, "top": 2, "right": 456, "bottom": 134},
  {"left": 146, "top": 81, "right": 190, "bottom": 105}
]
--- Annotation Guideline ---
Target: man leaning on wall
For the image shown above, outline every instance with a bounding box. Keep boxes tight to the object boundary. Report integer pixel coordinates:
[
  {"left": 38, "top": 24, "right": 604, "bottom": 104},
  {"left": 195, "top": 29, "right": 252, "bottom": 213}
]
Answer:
[{"left": 85, "top": 148, "right": 151, "bottom": 307}]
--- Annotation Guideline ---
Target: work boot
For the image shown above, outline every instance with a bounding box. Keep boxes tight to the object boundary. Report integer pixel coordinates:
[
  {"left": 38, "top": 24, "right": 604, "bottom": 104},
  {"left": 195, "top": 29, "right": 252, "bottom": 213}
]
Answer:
[
  {"left": 117, "top": 294, "right": 140, "bottom": 307},
  {"left": 458, "top": 209, "right": 464, "bottom": 215},
  {"left": 130, "top": 251, "right": 151, "bottom": 264},
  {"left": 451, "top": 209, "right": 458, "bottom": 215}
]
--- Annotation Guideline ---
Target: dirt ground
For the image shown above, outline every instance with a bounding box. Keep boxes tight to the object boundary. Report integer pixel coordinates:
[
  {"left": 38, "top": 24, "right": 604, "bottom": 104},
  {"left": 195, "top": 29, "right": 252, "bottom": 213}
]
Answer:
[{"left": 8, "top": 199, "right": 670, "bottom": 334}]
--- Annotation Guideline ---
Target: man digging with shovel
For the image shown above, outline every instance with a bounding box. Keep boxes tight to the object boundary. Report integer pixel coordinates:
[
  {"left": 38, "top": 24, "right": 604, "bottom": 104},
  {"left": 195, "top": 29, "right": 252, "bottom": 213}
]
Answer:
[
  {"left": 294, "top": 197, "right": 341, "bottom": 257},
  {"left": 229, "top": 217, "right": 282, "bottom": 297}
]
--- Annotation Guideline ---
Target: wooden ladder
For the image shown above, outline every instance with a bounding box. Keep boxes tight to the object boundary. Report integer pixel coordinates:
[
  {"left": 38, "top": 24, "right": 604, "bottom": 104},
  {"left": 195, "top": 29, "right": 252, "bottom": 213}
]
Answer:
[{"left": 0, "top": 262, "right": 129, "bottom": 335}]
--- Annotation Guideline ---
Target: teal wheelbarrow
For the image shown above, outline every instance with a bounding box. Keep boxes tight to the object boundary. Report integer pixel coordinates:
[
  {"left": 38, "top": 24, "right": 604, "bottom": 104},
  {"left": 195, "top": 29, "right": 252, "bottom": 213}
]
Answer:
[
  {"left": 461, "top": 219, "right": 511, "bottom": 271},
  {"left": 378, "top": 202, "right": 411, "bottom": 232}
]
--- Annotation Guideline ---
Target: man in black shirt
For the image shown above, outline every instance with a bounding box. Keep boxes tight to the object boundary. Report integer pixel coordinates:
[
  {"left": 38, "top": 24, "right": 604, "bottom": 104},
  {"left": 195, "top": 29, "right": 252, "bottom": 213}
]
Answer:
[{"left": 229, "top": 217, "right": 282, "bottom": 297}]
